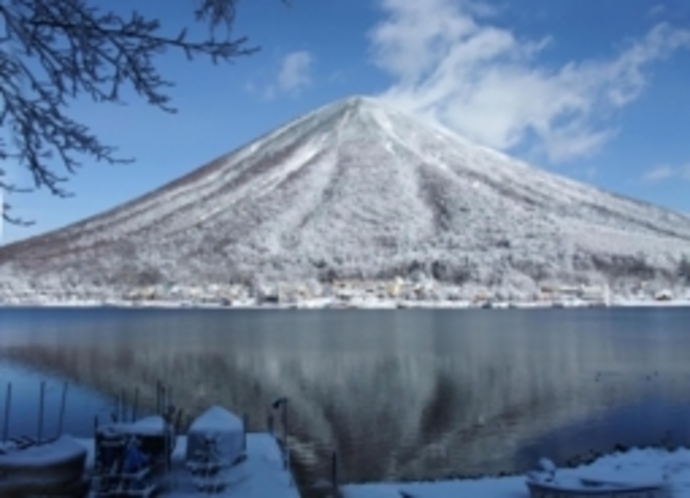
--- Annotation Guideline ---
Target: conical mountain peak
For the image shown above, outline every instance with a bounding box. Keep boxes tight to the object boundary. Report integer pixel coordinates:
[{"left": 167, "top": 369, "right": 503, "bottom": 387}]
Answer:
[{"left": 1, "top": 95, "right": 689, "bottom": 302}]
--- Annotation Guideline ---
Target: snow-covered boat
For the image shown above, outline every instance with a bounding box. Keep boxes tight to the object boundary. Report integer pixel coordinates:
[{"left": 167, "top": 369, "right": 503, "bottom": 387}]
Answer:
[
  {"left": 0, "top": 434, "right": 89, "bottom": 496},
  {"left": 96, "top": 414, "right": 175, "bottom": 465},
  {"left": 185, "top": 406, "right": 246, "bottom": 492},
  {"left": 93, "top": 415, "right": 176, "bottom": 497},
  {"left": 526, "top": 474, "right": 668, "bottom": 498},
  {"left": 525, "top": 459, "right": 669, "bottom": 498}
]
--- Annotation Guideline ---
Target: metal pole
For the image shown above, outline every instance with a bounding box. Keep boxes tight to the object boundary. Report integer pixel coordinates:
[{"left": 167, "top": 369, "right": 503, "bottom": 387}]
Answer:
[
  {"left": 57, "top": 381, "right": 68, "bottom": 436},
  {"left": 94, "top": 415, "right": 99, "bottom": 472},
  {"left": 242, "top": 413, "right": 248, "bottom": 451},
  {"left": 283, "top": 398, "right": 288, "bottom": 444},
  {"left": 161, "top": 384, "right": 167, "bottom": 416},
  {"left": 133, "top": 387, "right": 139, "bottom": 422},
  {"left": 37, "top": 381, "right": 46, "bottom": 443},
  {"left": 120, "top": 389, "right": 127, "bottom": 423},
  {"left": 164, "top": 415, "right": 169, "bottom": 477},
  {"left": 331, "top": 451, "right": 339, "bottom": 497},
  {"left": 3, "top": 382, "right": 11, "bottom": 443},
  {"left": 283, "top": 398, "right": 289, "bottom": 470},
  {"left": 156, "top": 380, "right": 161, "bottom": 415},
  {"left": 267, "top": 413, "right": 274, "bottom": 435},
  {"left": 175, "top": 408, "right": 183, "bottom": 434}
]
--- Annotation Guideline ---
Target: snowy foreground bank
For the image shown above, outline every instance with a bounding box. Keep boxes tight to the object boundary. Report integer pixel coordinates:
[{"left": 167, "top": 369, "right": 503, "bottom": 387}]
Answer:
[
  {"left": 341, "top": 447, "right": 690, "bottom": 498},
  {"left": 69, "top": 438, "right": 690, "bottom": 497}
]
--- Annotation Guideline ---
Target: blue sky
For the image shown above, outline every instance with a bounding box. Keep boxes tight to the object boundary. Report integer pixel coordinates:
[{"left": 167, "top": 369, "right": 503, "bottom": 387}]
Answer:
[{"left": 2, "top": 0, "right": 690, "bottom": 244}]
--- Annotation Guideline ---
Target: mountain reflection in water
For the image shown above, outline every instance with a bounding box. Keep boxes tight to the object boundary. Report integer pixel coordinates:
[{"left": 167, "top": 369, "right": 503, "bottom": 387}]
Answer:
[{"left": 1, "top": 307, "right": 689, "bottom": 486}]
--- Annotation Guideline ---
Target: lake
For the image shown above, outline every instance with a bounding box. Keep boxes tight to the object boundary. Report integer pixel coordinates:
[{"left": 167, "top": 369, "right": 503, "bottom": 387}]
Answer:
[{"left": 1, "top": 306, "right": 689, "bottom": 491}]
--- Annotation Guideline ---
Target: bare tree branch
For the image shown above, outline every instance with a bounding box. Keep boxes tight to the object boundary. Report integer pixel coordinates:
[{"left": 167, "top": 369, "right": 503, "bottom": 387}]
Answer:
[{"left": 0, "top": 0, "right": 288, "bottom": 225}]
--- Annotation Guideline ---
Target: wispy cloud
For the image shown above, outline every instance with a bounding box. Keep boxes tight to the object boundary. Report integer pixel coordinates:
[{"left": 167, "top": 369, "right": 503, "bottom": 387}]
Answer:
[
  {"left": 369, "top": 0, "right": 690, "bottom": 163},
  {"left": 276, "top": 51, "right": 314, "bottom": 94},
  {"left": 642, "top": 164, "right": 690, "bottom": 183},
  {"left": 246, "top": 51, "right": 315, "bottom": 100}
]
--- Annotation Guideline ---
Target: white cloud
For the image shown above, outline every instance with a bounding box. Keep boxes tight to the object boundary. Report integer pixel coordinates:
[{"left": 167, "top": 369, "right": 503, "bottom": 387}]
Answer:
[
  {"left": 369, "top": 0, "right": 690, "bottom": 163},
  {"left": 642, "top": 164, "right": 690, "bottom": 183},
  {"left": 277, "top": 51, "right": 314, "bottom": 94},
  {"left": 244, "top": 50, "right": 314, "bottom": 100},
  {"left": 251, "top": 51, "right": 314, "bottom": 100},
  {"left": 643, "top": 165, "right": 675, "bottom": 182}
]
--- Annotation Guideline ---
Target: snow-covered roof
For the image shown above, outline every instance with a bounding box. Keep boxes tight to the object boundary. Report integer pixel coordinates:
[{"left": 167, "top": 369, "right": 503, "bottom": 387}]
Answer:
[
  {"left": 189, "top": 406, "right": 243, "bottom": 434},
  {"left": 99, "top": 415, "right": 168, "bottom": 437}
]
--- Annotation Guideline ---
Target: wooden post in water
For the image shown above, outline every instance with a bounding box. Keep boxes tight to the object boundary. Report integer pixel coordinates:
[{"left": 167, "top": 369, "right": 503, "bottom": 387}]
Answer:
[
  {"left": 57, "top": 381, "right": 68, "bottom": 436},
  {"left": 37, "top": 380, "right": 46, "bottom": 443},
  {"left": 331, "top": 451, "right": 339, "bottom": 498},
  {"left": 132, "top": 387, "right": 139, "bottom": 422},
  {"left": 3, "top": 382, "right": 11, "bottom": 443}
]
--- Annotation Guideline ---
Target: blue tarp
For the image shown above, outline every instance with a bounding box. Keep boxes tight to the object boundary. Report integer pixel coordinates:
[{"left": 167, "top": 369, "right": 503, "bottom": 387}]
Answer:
[{"left": 123, "top": 439, "right": 149, "bottom": 473}]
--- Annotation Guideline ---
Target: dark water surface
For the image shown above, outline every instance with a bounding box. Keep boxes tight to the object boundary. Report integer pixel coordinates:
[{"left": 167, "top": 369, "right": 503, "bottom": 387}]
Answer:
[{"left": 1, "top": 307, "right": 689, "bottom": 488}]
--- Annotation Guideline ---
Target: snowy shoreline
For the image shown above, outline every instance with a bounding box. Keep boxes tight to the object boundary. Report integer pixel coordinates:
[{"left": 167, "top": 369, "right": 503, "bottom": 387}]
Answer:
[
  {"left": 68, "top": 439, "right": 690, "bottom": 497},
  {"left": 341, "top": 446, "right": 690, "bottom": 498},
  {"left": 2, "top": 275, "right": 688, "bottom": 310},
  {"left": 69, "top": 433, "right": 690, "bottom": 498},
  {"left": 1, "top": 297, "right": 689, "bottom": 310}
]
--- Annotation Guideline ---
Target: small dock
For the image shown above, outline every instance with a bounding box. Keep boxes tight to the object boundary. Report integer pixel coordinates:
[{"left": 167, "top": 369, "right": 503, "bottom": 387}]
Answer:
[
  {"left": 78, "top": 433, "right": 300, "bottom": 498},
  {"left": 2, "top": 379, "right": 302, "bottom": 497}
]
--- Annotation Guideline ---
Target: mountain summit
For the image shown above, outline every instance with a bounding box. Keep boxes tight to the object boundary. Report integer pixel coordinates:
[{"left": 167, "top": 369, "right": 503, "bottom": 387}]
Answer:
[{"left": 2, "top": 95, "right": 689, "bottom": 301}]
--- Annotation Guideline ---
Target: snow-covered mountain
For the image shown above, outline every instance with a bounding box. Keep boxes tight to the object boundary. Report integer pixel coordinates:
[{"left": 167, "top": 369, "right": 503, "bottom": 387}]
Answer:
[{"left": 1, "top": 95, "right": 689, "bottom": 301}]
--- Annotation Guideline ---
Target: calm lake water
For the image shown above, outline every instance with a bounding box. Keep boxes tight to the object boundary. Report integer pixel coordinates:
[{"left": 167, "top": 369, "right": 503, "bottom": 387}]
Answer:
[{"left": 1, "top": 307, "right": 689, "bottom": 490}]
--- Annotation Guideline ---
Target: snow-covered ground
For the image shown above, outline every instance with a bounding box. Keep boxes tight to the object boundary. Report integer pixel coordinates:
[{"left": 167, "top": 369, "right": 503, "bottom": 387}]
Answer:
[
  {"left": 341, "top": 447, "right": 690, "bottom": 498},
  {"left": 70, "top": 430, "right": 690, "bottom": 498}
]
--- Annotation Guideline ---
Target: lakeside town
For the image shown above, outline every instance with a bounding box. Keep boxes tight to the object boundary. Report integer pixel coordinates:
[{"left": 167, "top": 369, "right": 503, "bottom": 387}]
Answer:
[{"left": 1, "top": 278, "right": 688, "bottom": 309}]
